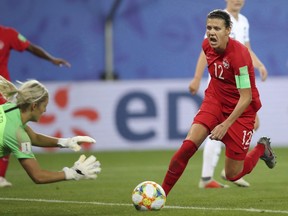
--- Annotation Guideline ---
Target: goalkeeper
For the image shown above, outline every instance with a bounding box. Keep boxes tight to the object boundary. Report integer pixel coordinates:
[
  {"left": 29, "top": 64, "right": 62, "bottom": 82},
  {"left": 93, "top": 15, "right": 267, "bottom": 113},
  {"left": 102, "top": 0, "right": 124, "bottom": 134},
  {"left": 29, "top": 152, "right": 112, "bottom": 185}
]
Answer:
[{"left": 0, "top": 76, "right": 101, "bottom": 184}]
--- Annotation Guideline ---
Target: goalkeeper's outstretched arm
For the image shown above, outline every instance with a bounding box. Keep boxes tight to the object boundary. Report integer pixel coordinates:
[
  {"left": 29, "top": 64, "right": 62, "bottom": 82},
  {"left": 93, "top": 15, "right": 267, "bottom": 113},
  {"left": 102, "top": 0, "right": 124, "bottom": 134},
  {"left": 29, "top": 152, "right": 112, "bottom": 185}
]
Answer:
[
  {"left": 25, "top": 125, "right": 96, "bottom": 151},
  {"left": 19, "top": 155, "right": 101, "bottom": 184}
]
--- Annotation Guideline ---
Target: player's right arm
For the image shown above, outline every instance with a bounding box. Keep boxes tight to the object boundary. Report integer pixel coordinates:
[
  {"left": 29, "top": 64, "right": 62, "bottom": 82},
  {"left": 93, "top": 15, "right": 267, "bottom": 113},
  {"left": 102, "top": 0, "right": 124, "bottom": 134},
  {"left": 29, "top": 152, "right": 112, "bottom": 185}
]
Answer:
[
  {"left": 26, "top": 43, "right": 71, "bottom": 67},
  {"left": 19, "top": 154, "right": 101, "bottom": 184},
  {"left": 19, "top": 158, "right": 66, "bottom": 184},
  {"left": 188, "top": 50, "right": 207, "bottom": 95}
]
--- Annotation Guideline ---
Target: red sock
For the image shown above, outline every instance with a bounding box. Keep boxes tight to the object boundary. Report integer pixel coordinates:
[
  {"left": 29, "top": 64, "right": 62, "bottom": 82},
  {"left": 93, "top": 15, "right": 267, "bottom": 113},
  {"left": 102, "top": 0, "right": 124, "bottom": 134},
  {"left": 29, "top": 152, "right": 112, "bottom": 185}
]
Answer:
[
  {"left": 227, "top": 143, "right": 265, "bottom": 181},
  {"left": 162, "top": 140, "right": 198, "bottom": 196},
  {"left": 0, "top": 155, "right": 10, "bottom": 177}
]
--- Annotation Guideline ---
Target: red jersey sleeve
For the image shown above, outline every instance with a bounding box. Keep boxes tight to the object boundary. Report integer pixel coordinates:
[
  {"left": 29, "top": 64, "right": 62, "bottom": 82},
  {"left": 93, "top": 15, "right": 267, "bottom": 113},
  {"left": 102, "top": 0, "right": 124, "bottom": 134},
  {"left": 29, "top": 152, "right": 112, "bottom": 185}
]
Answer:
[
  {"left": 7, "top": 27, "right": 30, "bottom": 51},
  {"left": 0, "top": 26, "right": 31, "bottom": 80},
  {"left": 229, "top": 41, "right": 253, "bottom": 77}
]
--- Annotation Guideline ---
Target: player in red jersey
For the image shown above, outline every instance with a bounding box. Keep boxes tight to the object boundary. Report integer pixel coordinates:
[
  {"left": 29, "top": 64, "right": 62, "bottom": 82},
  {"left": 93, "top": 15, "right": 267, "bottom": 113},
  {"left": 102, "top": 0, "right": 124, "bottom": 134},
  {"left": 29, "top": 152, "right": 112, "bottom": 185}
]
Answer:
[
  {"left": 191, "top": 0, "right": 268, "bottom": 189},
  {"left": 0, "top": 25, "right": 71, "bottom": 187},
  {"left": 161, "top": 9, "right": 276, "bottom": 196}
]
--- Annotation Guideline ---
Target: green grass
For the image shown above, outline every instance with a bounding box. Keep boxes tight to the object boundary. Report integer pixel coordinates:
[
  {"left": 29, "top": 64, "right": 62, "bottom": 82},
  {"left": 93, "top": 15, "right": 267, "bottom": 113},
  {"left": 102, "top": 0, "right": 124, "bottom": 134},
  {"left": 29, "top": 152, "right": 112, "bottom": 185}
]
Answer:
[{"left": 0, "top": 147, "right": 287, "bottom": 216}]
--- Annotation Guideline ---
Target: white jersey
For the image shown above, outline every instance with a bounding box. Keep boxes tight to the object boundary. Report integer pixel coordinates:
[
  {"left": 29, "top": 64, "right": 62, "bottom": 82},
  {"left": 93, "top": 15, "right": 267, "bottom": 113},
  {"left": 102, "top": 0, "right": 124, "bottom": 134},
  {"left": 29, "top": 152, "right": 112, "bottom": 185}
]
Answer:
[{"left": 225, "top": 10, "right": 250, "bottom": 45}]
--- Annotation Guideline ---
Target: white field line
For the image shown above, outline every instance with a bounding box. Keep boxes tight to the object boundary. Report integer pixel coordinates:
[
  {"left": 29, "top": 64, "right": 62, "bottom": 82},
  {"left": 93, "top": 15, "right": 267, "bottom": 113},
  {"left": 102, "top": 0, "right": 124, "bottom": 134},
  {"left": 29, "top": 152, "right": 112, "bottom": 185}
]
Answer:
[{"left": 0, "top": 197, "right": 288, "bottom": 214}]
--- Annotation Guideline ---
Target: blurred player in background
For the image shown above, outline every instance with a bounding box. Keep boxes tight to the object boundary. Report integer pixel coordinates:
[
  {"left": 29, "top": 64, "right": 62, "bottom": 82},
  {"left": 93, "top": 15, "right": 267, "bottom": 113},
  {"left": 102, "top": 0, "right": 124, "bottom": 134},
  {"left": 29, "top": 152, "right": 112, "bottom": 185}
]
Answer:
[
  {"left": 0, "top": 76, "right": 101, "bottom": 184},
  {"left": 0, "top": 24, "right": 71, "bottom": 187},
  {"left": 189, "top": 0, "right": 268, "bottom": 189},
  {"left": 161, "top": 9, "right": 276, "bottom": 197}
]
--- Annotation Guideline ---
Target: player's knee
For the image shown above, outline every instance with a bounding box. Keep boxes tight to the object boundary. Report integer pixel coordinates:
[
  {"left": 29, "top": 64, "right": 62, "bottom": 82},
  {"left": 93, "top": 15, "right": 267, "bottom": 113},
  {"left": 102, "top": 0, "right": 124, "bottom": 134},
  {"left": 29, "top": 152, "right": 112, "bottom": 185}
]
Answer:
[{"left": 225, "top": 171, "right": 242, "bottom": 182}]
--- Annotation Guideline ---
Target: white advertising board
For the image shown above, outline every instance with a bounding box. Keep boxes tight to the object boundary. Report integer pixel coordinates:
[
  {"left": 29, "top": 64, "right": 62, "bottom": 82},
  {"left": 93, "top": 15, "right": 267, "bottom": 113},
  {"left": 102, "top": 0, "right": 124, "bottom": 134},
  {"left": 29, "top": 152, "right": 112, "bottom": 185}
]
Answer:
[{"left": 30, "top": 78, "right": 287, "bottom": 153}]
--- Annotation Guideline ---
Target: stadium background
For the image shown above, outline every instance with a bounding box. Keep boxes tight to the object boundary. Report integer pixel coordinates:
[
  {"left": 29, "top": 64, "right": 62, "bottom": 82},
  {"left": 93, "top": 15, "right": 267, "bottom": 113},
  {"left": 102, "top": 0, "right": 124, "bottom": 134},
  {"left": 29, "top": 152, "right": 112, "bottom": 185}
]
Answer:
[{"left": 0, "top": 0, "right": 287, "bottom": 151}]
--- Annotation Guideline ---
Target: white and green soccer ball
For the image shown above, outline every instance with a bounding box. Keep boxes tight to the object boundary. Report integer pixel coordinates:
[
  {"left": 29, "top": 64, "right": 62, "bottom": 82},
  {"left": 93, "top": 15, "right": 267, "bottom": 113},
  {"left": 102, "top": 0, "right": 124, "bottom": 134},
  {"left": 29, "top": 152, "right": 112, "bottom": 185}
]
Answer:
[{"left": 132, "top": 181, "right": 166, "bottom": 211}]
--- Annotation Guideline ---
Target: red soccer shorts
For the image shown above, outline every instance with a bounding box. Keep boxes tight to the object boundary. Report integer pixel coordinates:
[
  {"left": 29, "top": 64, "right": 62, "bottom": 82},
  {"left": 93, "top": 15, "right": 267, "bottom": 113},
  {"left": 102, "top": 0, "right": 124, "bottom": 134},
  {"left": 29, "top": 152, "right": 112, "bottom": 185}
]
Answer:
[{"left": 193, "top": 95, "right": 256, "bottom": 160}]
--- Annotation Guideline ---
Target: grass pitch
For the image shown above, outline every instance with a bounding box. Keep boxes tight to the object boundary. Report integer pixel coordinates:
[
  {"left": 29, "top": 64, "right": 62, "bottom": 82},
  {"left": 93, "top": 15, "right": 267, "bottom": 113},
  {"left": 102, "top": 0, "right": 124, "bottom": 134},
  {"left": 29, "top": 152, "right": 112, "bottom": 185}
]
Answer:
[{"left": 0, "top": 147, "right": 287, "bottom": 216}]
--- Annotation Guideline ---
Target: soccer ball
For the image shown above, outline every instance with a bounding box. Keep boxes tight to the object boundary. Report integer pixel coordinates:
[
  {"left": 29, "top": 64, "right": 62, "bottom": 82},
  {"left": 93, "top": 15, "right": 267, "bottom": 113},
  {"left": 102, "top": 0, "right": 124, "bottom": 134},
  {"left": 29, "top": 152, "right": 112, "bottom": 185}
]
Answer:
[{"left": 132, "top": 181, "right": 166, "bottom": 211}]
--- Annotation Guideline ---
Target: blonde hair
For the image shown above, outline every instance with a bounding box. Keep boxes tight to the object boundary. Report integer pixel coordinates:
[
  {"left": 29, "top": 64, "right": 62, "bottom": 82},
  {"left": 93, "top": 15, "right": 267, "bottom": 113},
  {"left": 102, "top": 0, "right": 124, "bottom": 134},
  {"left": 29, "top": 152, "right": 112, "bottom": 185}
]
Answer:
[{"left": 0, "top": 76, "right": 49, "bottom": 108}]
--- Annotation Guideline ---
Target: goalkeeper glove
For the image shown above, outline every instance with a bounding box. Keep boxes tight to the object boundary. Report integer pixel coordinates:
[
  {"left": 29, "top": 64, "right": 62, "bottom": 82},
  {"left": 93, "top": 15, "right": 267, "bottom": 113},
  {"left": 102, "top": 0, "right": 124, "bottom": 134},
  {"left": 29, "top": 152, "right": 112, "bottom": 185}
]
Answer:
[
  {"left": 58, "top": 136, "right": 96, "bottom": 151},
  {"left": 63, "top": 155, "right": 101, "bottom": 180}
]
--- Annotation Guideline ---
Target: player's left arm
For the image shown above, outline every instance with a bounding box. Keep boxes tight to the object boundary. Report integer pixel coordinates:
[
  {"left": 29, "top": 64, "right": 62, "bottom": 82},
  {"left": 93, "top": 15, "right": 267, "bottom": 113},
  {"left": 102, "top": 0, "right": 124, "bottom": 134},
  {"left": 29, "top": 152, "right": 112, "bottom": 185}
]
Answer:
[
  {"left": 25, "top": 125, "right": 59, "bottom": 147},
  {"left": 210, "top": 88, "right": 252, "bottom": 141},
  {"left": 245, "top": 42, "right": 268, "bottom": 81},
  {"left": 210, "top": 64, "right": 252, "bottom": 141},
  {"left": 24, "top": 125, "right": 95, "bottom": 151},
  {"left": 26, "top": 43, "right": 71, "bottom": 67}
]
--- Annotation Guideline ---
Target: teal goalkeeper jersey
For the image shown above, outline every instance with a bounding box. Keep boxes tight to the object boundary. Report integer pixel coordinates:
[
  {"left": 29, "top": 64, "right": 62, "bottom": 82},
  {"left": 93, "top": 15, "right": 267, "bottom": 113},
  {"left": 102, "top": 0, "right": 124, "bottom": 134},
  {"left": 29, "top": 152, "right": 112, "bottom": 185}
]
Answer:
[{"left": 0, "top": 103, "right": 35, "bottom": 159}]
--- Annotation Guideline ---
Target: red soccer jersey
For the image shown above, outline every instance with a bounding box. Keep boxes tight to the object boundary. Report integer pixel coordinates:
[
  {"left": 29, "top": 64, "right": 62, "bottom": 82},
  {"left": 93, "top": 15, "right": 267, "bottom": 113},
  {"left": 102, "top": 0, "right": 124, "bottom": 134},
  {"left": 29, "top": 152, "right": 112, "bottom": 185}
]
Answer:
[
  {"left": 202, "top": 37, "right": 261, "bottom": 115},
  {"left": 0, "top": 25, "right": 30, "bottom": 81}
]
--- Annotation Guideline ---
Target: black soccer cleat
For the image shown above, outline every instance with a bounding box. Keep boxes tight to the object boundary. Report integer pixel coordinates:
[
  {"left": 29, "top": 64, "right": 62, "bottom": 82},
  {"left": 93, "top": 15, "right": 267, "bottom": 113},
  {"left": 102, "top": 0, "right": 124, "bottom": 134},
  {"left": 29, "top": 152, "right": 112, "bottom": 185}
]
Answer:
[{"left": 258, "top": 137, "right": 277, "bottom": 169}]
